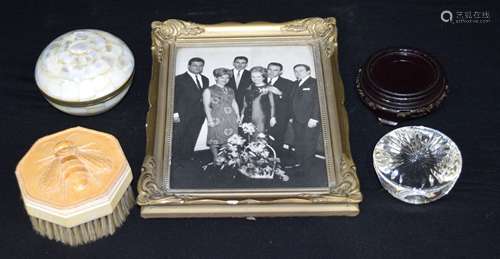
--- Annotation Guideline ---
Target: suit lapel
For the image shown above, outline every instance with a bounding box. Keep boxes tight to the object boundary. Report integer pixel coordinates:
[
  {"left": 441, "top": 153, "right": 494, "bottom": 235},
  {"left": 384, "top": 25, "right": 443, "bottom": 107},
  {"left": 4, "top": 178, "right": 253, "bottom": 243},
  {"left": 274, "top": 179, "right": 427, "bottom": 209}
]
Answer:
[
  {"left": 273, "top": 77, "right": 285, "bottom": 100},
  {"left": 293, "top": 77, "right": 311, "bottom": 98},
  {"left": 228, "top": 72, "right": 237, "bottom": 91},
  {"left": 240, "top": 70, "right": 250, "bottom": 90},
  {"left": 184, "top": 72, "right": 202, "bottom": 92},
  {"left": 243, "top": 69, "right": 250, "bottom": 81},
  {"left": 201, "top": 75, "right": 208, "bottom": 89},
  {"left": 300, "top": 77, "right": 313, "bottom": 88},
  {"left": 276, "top": 77, "right": 288, "bottom": 89}
]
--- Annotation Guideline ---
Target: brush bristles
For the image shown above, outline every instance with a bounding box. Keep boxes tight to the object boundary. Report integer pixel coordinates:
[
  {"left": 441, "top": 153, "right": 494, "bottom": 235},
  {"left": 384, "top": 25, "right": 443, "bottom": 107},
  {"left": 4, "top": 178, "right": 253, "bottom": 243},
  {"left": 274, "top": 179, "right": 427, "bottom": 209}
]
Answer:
[{"left": 29, "top": 186, "right": 135, "bottom": 246}]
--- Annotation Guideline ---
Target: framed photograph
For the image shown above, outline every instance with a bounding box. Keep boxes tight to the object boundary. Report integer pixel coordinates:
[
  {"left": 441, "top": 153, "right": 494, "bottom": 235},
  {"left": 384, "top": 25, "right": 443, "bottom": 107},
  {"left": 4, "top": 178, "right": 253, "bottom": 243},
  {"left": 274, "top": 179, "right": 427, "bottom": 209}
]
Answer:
[{"left": 137, "top": 17, "right": 362, "bottom": 218}]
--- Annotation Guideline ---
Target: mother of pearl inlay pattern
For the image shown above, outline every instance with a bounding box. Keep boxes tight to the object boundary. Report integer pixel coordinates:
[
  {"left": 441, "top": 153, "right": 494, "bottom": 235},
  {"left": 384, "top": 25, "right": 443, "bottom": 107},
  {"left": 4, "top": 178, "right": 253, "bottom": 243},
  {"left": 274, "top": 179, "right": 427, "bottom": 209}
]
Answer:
[{"left": 35, "top": 29, "right": 134, "bottom": 102}]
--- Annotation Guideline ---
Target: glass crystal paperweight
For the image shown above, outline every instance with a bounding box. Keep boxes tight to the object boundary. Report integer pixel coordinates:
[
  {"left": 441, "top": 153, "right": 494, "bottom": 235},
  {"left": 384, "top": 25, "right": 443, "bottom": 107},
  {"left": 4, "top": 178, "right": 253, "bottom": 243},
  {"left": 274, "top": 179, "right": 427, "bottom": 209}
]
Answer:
[{"left": 373, "top": 126, "right": 462, "bottom": 204}]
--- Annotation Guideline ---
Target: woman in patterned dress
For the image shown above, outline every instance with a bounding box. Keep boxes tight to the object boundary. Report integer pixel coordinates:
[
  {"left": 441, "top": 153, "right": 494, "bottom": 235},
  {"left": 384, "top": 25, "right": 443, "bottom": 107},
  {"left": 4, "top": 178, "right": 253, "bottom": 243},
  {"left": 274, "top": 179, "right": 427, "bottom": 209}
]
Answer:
[{"left": 203, "top": 68, "right": 241, "bottom": 164}]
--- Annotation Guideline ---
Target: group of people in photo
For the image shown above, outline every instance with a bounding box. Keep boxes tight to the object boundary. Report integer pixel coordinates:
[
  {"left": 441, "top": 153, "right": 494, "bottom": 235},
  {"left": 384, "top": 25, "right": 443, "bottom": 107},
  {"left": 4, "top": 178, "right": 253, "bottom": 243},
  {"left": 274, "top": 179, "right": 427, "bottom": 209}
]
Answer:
[{"left": 172, "top": 55, "right": 321, "bottom": 174}]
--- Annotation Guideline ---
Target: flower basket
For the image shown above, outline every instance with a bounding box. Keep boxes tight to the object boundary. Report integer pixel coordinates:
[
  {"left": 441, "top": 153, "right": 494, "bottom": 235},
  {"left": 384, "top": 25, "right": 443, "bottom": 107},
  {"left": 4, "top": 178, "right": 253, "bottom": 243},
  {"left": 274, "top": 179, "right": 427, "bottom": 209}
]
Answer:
[{"left": 207, "top": 123, "right": 289, "bottom": 181}]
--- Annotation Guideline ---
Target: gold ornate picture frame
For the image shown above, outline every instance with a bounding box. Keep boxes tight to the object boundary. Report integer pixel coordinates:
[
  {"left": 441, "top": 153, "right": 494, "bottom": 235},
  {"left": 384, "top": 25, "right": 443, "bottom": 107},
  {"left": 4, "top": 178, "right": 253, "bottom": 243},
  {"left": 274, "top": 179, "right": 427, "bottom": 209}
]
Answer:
[{"left": 137, "top": 17, "right": 362, "bottom": 218}]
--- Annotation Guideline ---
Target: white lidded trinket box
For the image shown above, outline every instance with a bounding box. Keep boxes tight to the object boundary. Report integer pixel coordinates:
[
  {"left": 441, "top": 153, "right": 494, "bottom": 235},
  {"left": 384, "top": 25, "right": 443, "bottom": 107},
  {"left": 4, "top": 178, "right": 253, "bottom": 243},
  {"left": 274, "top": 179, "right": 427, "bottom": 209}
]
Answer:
[{"left": 35, "top": 29, "right": 134, "bottom": 116}]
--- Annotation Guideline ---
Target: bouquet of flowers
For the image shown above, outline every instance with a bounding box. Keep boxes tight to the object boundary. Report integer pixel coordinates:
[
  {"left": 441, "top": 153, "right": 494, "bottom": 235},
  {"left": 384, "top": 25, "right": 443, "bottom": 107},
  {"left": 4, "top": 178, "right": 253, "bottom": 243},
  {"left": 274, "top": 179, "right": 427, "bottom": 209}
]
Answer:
[{"left": 213, "top": 123, "right": 289, "bottom": 181}]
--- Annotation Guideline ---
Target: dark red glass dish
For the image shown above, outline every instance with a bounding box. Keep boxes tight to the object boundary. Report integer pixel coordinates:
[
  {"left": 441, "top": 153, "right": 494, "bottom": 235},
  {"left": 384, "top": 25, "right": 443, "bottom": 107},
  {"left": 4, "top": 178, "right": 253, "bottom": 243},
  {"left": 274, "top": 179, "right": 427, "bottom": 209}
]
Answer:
[{"left": 356, "top": 48, "right": 448, "bottom": 125}]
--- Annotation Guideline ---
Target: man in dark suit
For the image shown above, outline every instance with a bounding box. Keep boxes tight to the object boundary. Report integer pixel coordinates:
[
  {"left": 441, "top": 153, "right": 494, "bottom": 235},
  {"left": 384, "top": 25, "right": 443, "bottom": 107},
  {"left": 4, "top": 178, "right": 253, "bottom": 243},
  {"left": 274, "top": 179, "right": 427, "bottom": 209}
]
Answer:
[
  {"left": 289, "top": 64, "right": 321, "bottom": 174},
  {"left": 172, "top": 57, "right": 209, "bottom": 162},
  {"left": 267, "top": 62, "right": 294, "bottom": 157},
  {"left": 226, "top": 56, "right": 251, "bottom": 112}
]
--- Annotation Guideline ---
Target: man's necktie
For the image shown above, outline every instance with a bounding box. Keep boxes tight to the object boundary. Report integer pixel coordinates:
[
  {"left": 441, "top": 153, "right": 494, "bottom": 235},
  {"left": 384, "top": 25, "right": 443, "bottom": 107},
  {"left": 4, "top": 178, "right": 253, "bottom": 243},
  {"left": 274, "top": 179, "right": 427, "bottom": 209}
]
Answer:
[
  {"left": 235, "top": 70, "right": 241, "bottom": 89},
  {"left": 195, "top": 75, "right": 202, "bottom": 89}
]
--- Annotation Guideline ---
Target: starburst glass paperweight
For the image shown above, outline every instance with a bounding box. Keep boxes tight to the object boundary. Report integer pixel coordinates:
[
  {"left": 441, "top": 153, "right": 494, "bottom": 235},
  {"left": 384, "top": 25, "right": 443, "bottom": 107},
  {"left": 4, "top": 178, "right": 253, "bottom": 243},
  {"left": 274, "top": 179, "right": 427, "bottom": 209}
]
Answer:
[{"left": 373, "top": 126, "right": 462, "bottom": 204}]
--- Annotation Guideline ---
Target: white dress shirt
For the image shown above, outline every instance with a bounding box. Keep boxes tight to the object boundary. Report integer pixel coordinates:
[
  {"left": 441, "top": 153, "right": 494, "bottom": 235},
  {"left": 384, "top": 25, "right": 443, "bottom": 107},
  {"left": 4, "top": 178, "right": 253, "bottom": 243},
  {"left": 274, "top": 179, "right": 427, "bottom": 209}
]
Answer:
[
  {"left": 268, "top": 76, "right": 279, "bottom": 86},
  {"left": 187, "top": 71, "right": 202, "bottom": 89},
  {"left": 233, "top": 69, "right": 243, "bottom": 89}
]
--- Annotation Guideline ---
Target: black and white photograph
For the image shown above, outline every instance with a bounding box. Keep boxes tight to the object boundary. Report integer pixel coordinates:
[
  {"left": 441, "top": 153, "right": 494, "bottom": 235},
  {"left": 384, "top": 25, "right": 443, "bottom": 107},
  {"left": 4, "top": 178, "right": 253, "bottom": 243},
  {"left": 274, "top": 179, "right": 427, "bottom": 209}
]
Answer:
[{"left": 169, "top": 45, "right": 330, "bottom": 190}]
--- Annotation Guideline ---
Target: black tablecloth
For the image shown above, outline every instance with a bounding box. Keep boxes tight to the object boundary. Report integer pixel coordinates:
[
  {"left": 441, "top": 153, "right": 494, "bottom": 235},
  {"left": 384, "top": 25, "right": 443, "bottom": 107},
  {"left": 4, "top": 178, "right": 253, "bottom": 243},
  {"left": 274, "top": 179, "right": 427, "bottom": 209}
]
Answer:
[{"left": 2, "top": 1, "right": 499, "bottom": 258}]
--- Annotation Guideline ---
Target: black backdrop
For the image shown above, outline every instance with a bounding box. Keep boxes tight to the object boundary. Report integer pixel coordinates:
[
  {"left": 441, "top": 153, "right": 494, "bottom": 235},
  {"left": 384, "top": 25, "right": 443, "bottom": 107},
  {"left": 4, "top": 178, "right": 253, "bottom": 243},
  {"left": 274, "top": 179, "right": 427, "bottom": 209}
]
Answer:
[{"left": 1, "top": 0, "right": 500, "bottom": 258}]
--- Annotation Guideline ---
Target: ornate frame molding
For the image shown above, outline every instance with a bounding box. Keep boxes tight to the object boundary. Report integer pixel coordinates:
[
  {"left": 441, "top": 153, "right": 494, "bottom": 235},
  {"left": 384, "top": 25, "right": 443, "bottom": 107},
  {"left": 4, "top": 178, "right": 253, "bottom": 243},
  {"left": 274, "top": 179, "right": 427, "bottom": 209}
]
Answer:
[
  {"left": 138, "top": 17, "right": 362, "bottom": 217},
  {"left": 281, "top": 17, "right": 337, "bottom": 58}
]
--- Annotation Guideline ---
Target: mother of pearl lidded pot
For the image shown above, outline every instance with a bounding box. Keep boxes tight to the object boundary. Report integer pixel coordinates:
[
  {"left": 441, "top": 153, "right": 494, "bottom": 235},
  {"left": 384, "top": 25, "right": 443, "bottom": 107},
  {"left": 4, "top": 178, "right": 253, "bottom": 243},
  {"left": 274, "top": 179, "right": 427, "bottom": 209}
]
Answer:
[
  {"left": 35, "top": 29, "right": 134, "bottom": 116},
  {"left": 15, "top": 127, "right": 135, "bottom": 246}
]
